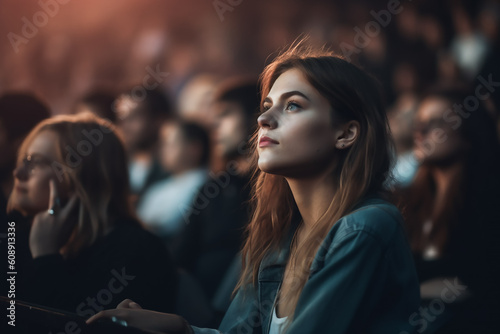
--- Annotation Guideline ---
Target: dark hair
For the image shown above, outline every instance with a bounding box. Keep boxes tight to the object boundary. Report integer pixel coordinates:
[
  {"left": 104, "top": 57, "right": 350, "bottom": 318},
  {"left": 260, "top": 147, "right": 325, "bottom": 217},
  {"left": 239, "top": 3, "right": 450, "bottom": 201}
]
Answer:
[
  {"left": 117, "top": 88, "right": 173, "bottom": 119},
  {"left": 214, "top": 78, "right": 260, "bottom": 130},
  {"left": 178, "top": 121, "right": 211, "bottom": 166},
  {"left": 0, "top": 92, "right": 51, "bottom": 141},
  {"left": 77, "top": 91, "right": 117, "bottom": 123}
]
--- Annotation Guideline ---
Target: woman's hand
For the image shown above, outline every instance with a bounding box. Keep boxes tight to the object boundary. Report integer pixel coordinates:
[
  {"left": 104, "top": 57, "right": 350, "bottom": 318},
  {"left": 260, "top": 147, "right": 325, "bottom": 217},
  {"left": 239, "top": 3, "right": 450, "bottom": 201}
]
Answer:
[
  {"left": 86, "top": 299, "right": 193, "bottom": 334},
  {"left": 29, "top": 179, "right": 79, "bottom": 258}
]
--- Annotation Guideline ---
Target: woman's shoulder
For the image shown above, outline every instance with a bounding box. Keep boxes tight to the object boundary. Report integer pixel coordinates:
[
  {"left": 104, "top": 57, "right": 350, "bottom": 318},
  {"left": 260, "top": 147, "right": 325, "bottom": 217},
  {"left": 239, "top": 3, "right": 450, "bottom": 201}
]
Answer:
[{"left": 330, "top": 195, "right": 404, "bottom": 247}]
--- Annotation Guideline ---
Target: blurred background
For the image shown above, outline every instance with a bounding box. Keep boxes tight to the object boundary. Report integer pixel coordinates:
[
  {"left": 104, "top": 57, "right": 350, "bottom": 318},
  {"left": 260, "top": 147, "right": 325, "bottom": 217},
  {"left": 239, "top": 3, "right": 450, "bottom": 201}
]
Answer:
[{"left": 1, "top": 0, "right": 499, "bottom": 117}]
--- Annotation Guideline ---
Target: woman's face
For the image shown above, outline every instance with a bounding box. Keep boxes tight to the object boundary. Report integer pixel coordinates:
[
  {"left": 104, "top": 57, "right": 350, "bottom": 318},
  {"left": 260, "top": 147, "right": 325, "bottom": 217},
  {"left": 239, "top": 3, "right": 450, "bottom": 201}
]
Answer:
[
  {"left": 213, "top": 101, "right": 248, "bottom": 158},
  {"left": 257, "top": 68, "right": 343, "bottom": 178},
  {"left": 160, "top": 123, "right": 183, "bottom": 173},
  {"left": 10, "top": 131, "right": 67, "bottom": 216},
  {"left": 413, "top": 97, "right": 468, "bottom": 164},
  {"left": 160, "top": 123, "right": 199, "bottom": 174}
]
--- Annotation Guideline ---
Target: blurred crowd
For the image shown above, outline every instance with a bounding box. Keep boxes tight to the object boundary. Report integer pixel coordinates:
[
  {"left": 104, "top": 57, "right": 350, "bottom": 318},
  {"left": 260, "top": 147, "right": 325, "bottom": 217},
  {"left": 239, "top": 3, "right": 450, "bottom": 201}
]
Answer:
[{"left": 1, "top": 0, "right": 500, "bottom": 333}]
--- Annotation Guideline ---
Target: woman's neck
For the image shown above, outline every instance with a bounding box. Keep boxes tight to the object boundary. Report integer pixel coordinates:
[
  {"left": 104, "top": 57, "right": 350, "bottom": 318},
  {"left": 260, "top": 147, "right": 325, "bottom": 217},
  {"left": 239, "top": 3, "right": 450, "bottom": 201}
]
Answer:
[
  {"left": 286, "top": 172, "right": 336, "bottom": 231},
  {"left": 430, "top": 162, "right": 464, "bottom": 198}
]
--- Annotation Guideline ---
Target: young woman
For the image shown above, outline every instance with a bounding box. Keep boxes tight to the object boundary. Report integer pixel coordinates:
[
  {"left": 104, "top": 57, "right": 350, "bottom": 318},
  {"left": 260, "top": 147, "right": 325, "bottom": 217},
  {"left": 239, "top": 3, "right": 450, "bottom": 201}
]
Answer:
[
  {"left": 400, "top": 86, "right": 500, "bottom": 332},
  {"left": 87, "top": 44, "right": 420, "bottom": 333},
  {"left": 7, "top": 112, "right": 177, "bottom": 314}
]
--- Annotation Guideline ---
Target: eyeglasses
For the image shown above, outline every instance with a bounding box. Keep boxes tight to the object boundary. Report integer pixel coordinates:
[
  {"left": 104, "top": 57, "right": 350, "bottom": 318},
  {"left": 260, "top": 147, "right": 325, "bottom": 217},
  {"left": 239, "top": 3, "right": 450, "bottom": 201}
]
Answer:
[{"left": 19, "top": 154, "right": 52, "bottom": 175}]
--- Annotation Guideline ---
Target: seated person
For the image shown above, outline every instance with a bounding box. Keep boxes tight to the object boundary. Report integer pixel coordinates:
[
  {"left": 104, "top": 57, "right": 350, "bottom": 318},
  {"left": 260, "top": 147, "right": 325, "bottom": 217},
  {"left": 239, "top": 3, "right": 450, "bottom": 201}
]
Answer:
[
  {"left": 6, "top": 112, "right": 177, "bottom": 316},
  {"left": 113, "top": 89, "right": 173, "bottom": 205},
  {"left": 171, "top": 79, "right": 259, "bottom": 304},
  {"left": 398, "top": 86, "right": 500, "bottom": 333},
  {"left": 137, "top": 120, "right": 210, "bottom": 241}
]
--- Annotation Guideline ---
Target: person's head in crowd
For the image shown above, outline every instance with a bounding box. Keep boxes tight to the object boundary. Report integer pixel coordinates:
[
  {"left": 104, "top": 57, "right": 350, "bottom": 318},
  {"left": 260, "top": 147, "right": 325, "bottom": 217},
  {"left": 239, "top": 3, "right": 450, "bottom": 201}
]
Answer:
[
  {"left": 392, "top": 62, "right": 419, "bottom": 96},
  {"left": 395, "top": 3, "right": 420, "bottom": 41},
  {"left": 388, "top": 97, "right": 418, "bottom": 156},
  {"left": 159, "top": 120, "right": 210, "bottom": 175},
  {"left": 420, "top": 15, "right": 446, "bottom": 51},
  {"left": 0, "top": 92, "right": 50, "bottom": 195},
  {"left": 212, "top": 78, "right": 260, "bottom": 164},
  {"left": 413, "top": 86, "right": 500, "bottom": 167},
  {"left": 74, "top": 90, "right": 118, "bottom": 123},
  {"left": 7, "top": 112, "right": 136, "bottom": 258},
  {"left": 407, "top": 85, "right": 500, "bottom": 255},
  {"left": 177, "top": 74, "right": 220, "bottom": 127},
  {"left": 114, "top": 88, "right": 173, "bottom": 155}
]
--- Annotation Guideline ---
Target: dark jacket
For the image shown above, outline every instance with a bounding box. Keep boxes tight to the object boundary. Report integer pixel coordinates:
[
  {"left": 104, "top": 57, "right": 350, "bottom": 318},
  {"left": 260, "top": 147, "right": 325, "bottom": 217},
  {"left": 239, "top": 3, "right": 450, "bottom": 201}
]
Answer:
[
  {"left": 16, "top": 219, "right": 177, "bottom": 315},
  {"left": 172, "top": 174, "right": 251, "bottom": 300}
]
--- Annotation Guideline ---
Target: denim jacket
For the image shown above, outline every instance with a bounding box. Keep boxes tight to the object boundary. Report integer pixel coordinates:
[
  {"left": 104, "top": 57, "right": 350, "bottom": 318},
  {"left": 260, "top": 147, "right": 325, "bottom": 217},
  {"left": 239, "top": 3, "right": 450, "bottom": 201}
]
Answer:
[{"left": 192, "top": 196, "right": 420, "bottom": 334}]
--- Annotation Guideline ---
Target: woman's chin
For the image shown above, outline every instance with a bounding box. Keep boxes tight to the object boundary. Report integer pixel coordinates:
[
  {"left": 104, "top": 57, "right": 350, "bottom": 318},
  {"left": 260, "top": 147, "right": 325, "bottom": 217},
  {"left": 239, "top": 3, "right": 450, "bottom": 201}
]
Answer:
[
  {"left": 10, "top": 202, "right": 44, "bottom": 217},
  {"left": 257, "top": 160, "right": 281, "bottom": 175}
]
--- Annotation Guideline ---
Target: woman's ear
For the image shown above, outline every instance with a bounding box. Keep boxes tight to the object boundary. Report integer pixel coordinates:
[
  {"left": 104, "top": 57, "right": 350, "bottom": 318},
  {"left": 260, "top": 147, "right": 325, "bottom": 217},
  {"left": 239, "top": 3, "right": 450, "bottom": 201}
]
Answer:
[{"left": 335, "top": 120, "right": 360, "bottom": 149}]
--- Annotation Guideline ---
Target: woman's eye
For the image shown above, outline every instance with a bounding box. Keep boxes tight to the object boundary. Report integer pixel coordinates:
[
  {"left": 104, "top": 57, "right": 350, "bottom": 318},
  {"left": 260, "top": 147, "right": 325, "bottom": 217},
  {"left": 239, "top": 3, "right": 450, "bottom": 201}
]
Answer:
[
  {"left": 261, "top": 104, "right": 271, "bottom": 112},
  {"left": 32, "top": 158, "right": 51, "bottom": 169},
  {"left": 285, "top": 101, "right": 300, "bottom": 112}
]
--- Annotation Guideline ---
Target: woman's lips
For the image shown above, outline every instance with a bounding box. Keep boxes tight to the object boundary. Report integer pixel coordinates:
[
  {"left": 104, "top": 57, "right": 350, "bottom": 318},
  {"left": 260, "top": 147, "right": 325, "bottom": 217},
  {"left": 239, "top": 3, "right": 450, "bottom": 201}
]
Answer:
[
  {"left": 259, "top": 136, "right": 279, "bottom": 147},
  {"left": 15, "top": 185, "right": 27, "bottom": 193}
]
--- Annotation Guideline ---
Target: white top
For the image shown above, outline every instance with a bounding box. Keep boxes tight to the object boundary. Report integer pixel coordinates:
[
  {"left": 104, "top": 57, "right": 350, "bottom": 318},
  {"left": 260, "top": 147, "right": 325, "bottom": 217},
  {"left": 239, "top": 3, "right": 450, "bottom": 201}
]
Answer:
[
  {"left": 137, "top": 168, "right": 208, "bottom": 237},
  {"left": 269, "top": 305, "right": 288, "bottom": 334},
  {"left": 129, "top": 160, "right": 151, "bottom": 193}
]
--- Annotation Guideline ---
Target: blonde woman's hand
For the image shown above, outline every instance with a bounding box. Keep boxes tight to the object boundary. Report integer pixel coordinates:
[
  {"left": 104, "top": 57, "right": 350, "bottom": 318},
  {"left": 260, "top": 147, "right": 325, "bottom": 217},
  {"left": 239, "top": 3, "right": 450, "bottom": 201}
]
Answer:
[
  {"left": 29, "top": 179, "right": 79, "bottom": 258},
  {"left": 117, "top": 299, "right": 144, "bottom": 310},
  {"left": 86, "top": 299, "right": 193, "bottom": 334}
]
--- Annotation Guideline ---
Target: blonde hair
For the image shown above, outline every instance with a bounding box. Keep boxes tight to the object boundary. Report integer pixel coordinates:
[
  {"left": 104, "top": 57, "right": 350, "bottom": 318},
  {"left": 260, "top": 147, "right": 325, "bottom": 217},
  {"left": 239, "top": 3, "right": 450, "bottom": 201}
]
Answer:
[
  {"left": 235, "top": 42, "right": 394, "bottom": 325},
  {"left": 8, "top": 112, "right": 136, "bottom": 258}
]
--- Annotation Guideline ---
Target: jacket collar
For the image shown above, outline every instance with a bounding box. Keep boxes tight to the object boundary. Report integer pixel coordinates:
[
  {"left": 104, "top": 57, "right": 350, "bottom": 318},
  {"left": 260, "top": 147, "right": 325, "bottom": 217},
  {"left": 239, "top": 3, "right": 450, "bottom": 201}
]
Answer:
[{"left": 258, "top": 193, "right": 386, "bottom": 277}]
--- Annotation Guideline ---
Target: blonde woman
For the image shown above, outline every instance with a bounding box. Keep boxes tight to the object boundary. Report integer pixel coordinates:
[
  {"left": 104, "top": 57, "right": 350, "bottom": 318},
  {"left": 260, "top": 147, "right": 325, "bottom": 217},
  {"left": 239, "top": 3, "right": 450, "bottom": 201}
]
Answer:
[
  {"left": 88, "top": 43, "right": 420, "bottom": 333},
  {"left": 7, "top": 112, "right": 177, "bottom": 314}
]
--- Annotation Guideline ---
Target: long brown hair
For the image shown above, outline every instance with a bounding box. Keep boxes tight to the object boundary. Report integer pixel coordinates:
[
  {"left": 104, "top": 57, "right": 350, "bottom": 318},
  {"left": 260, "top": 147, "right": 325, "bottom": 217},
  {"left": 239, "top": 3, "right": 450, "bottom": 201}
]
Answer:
[
  {"left": 8, "top": 112, "right": 137, "bottom": 258},
  {"left": 235, "top": 41, "right": 394, "bottom": 321}
]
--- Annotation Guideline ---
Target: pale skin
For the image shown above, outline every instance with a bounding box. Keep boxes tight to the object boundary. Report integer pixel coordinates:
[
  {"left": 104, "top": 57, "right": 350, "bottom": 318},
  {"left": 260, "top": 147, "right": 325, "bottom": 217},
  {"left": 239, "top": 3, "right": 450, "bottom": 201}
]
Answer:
[
  {"left": 29, "top": 179, "right": 79, "bottom": 258},
  {"left": 86, "top": 68, "right": 359, "bottom": 331},
  {"left": 11, "top": 130, "right": 79, "bottom": 258},
  {"left": 88, "top": 299, "right": 190, "bottom": 334}
]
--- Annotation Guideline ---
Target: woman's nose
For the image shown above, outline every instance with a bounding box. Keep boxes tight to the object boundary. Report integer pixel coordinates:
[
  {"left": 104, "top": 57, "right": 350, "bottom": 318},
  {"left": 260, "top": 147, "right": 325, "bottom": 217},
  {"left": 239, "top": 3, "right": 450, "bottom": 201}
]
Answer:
[
  {"left": 413, "top": 128, "right": 425, "bottom": 145},
  {"left": 13, "top": 164, "right": 28, "bottom": 181},
  {"left": 257, "top": 110, "right": 277, "bottom": 129}
]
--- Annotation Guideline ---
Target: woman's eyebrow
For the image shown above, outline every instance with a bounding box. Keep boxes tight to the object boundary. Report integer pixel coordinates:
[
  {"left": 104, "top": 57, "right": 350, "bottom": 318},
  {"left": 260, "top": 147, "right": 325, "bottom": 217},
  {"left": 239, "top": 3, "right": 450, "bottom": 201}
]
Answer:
[
  {"left": 25, "top": 152, "right": 51, "bottom": 160},
  {"left": 264, "top": 90, "right": 311, "bottom": 104}
]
